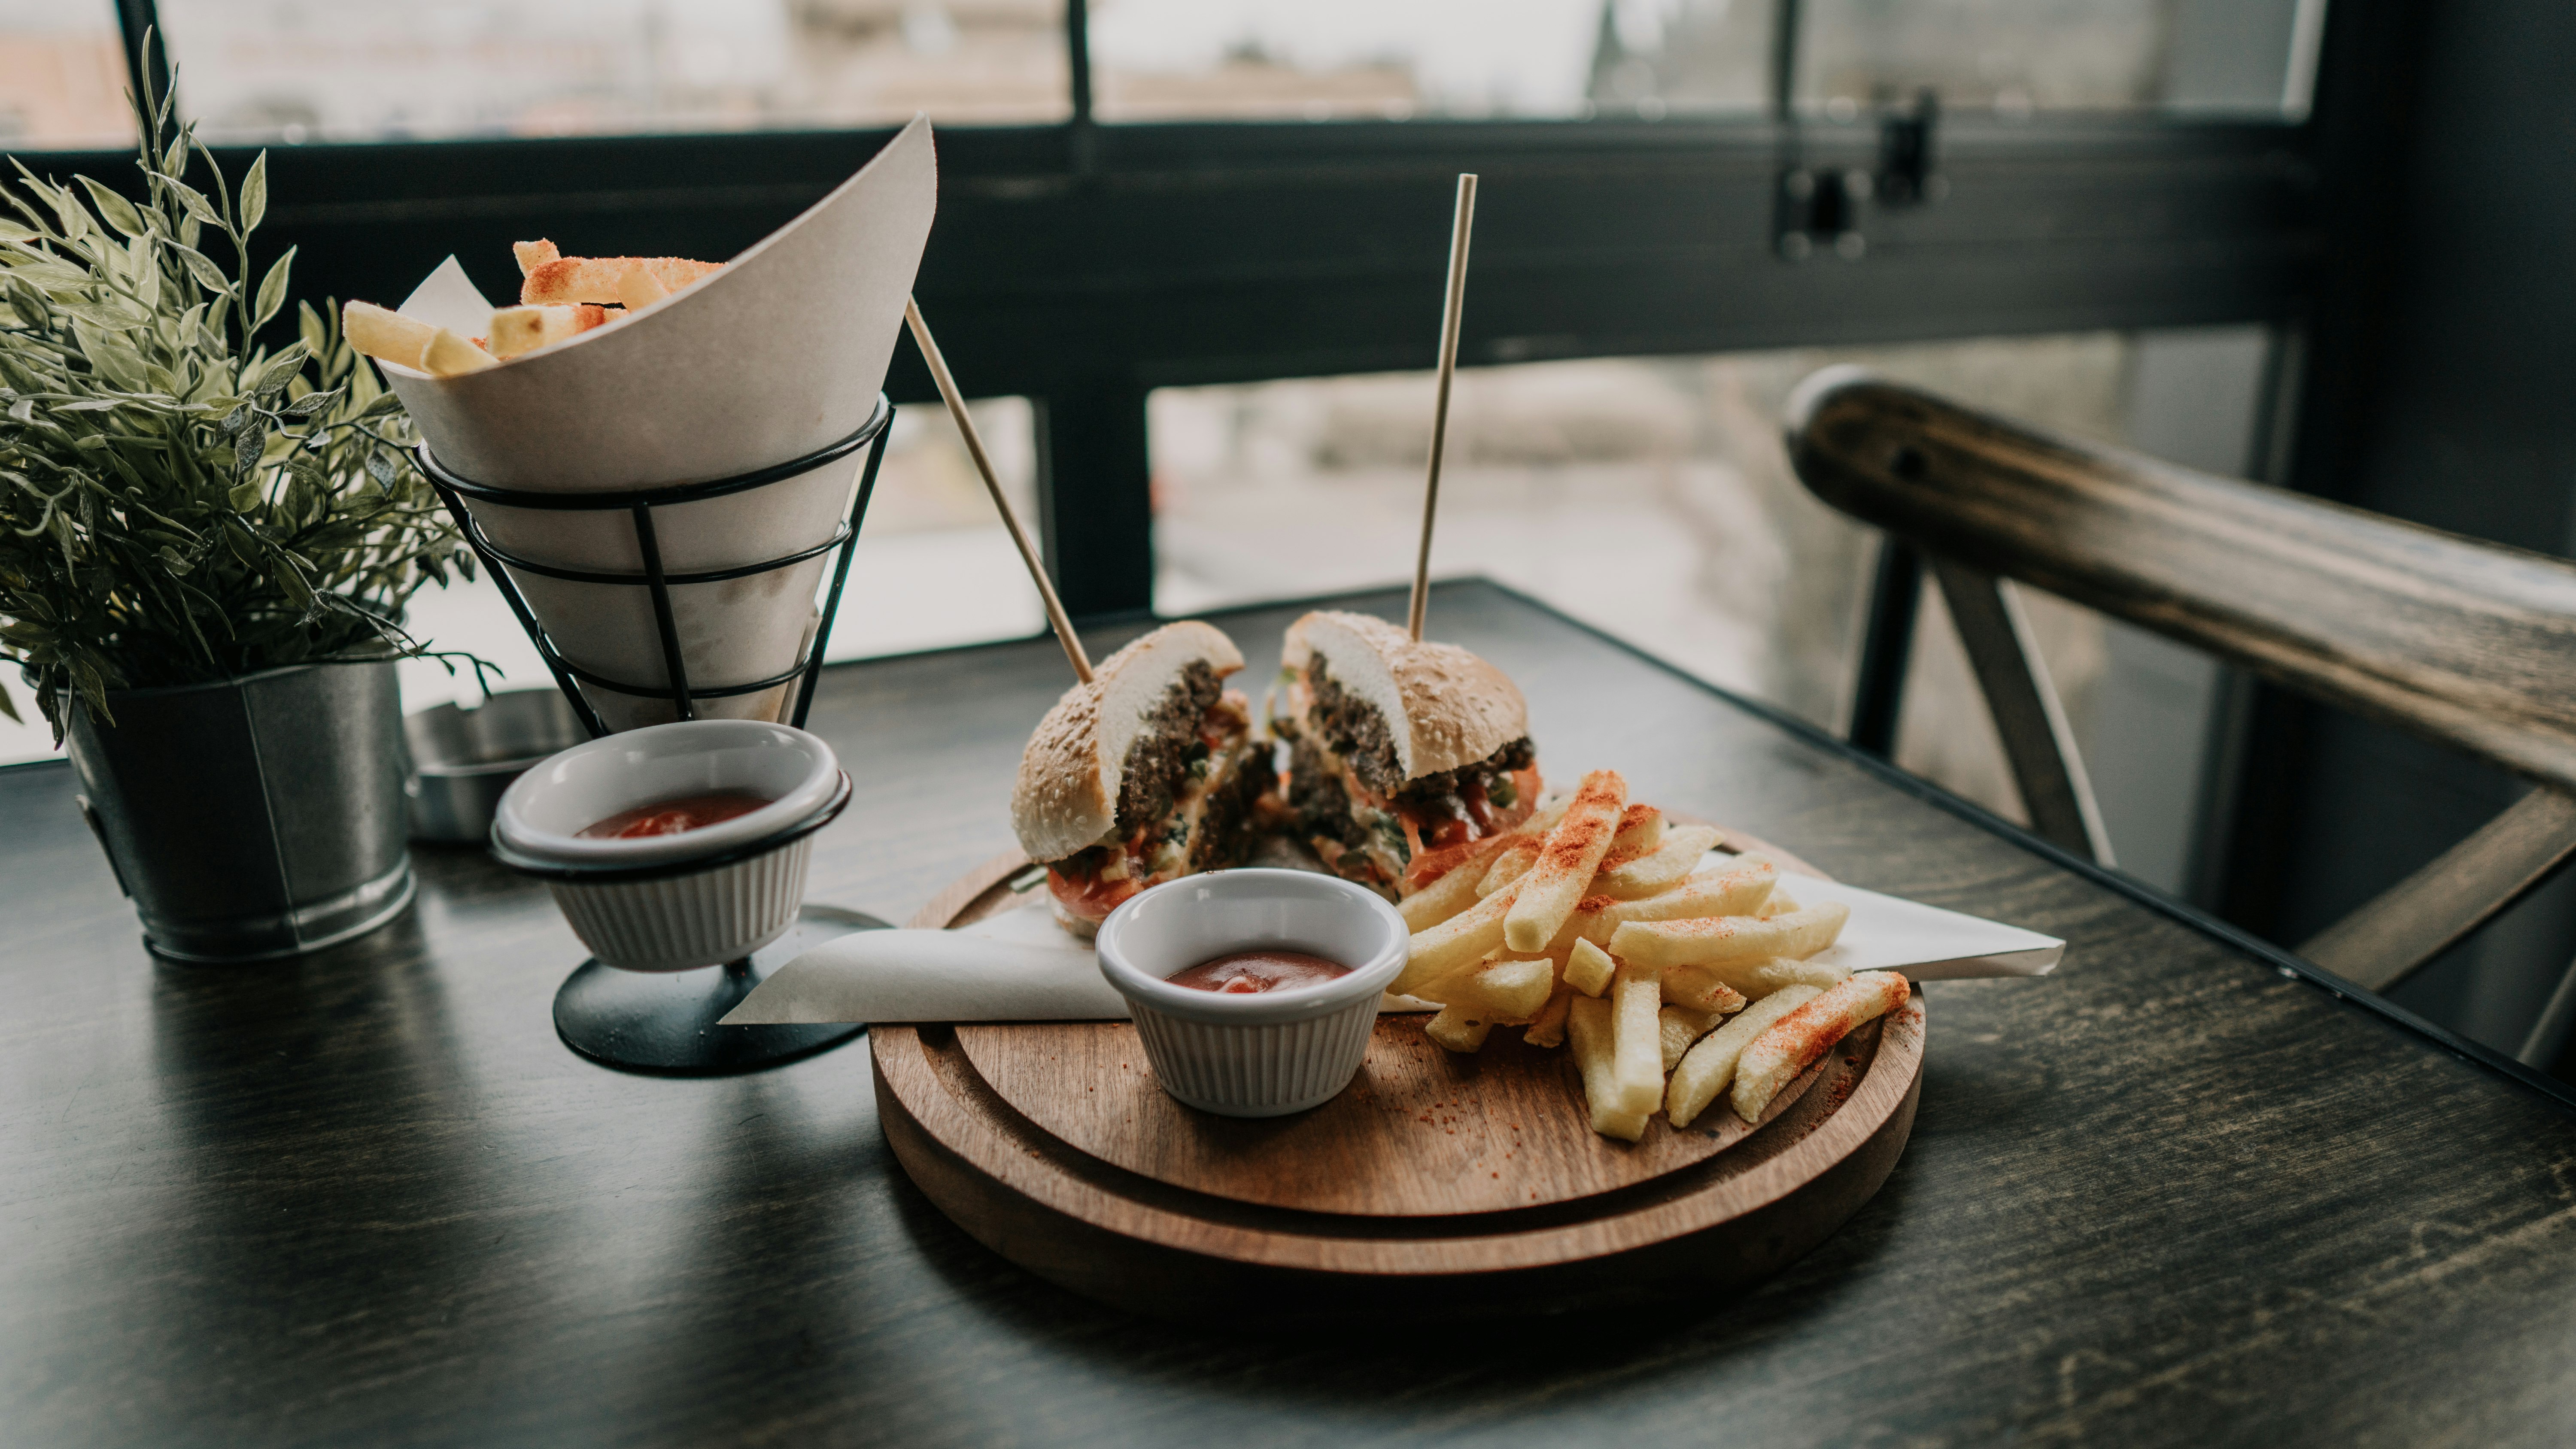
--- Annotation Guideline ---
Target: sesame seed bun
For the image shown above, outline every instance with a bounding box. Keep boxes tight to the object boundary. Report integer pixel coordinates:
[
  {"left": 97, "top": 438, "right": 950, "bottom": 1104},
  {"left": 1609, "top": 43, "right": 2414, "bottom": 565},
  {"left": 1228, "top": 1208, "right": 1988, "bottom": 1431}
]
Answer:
[
  {"left": 1010, "top": 620, "right": 1245, "bottom": 864},
  {"left": 1280, "top": 610, "right": 1527, "bottom": 783}
]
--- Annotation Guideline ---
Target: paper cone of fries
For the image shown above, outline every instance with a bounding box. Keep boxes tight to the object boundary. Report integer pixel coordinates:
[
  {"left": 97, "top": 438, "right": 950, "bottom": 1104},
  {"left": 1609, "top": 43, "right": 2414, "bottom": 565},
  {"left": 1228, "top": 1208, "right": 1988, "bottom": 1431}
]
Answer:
[{"left": 380, "top": 117, "right": 938, "bottom": 731}]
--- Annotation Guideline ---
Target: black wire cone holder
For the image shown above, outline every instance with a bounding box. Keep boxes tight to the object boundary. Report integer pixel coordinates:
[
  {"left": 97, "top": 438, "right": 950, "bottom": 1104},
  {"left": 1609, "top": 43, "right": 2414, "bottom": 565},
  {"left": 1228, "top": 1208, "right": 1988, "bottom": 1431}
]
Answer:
[{"left": 419, "top": 392, "right": 896, "bottom": 1076}]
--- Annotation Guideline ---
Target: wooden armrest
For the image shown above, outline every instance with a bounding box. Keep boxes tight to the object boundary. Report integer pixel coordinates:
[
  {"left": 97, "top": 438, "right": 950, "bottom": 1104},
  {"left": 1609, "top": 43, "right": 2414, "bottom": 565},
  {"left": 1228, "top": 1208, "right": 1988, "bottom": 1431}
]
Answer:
[{"left": 1786, "top": 367, "right": 2576, "bottom": 794}]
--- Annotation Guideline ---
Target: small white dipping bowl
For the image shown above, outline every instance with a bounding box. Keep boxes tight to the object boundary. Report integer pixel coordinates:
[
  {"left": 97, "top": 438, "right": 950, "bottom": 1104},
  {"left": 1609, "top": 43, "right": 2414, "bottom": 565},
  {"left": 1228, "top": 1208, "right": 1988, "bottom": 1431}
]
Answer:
[
  {"left": 491, "top": 719, "right": 846, "bottom": 971},
  {"left": 1095, "top": 869, "right": 1409, "bottom": 1117}
]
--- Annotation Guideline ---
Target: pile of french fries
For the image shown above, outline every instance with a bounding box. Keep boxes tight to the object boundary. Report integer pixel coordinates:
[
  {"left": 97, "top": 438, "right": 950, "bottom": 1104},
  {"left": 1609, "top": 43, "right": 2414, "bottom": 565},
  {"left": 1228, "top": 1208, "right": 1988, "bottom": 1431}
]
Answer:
[
  {"left": 1393, "top": 769, "right": 1911, "bottom": 1141},
  {"left": 341, "top": 239, "right": 724, "bottom": 377}
]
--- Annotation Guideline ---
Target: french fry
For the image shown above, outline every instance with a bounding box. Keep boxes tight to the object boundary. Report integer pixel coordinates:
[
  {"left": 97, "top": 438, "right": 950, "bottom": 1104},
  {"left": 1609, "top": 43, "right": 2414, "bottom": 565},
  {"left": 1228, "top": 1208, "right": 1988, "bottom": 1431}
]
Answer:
[
  {"left": 1659, "top": 1004, "right": 1724, "bottom": 1072},
  {"left": 487, "top": 303, "right": 609, "bottom": 359},
  {"left": 1477, "top": 839, "right": 1537, "bottom": 897},
  {"left": 1732, "top": 971, "right": 1911, "bottom": 1122},
  {"left": 1568, "top": 995, "right": 1647, "bottom": 1141},
  {"left": 1539, "top": 859, "right": 1780, "bottom": 955},
  {"left": 420, "top": 327, "right": 497, "bottom": 377},
  {"left": 1607, "top": 900, "right": 1850, "bottom": 970},
  {"left": 342, "top": 300, "right": 434, "bottom": 370},
  {"left": 1399, "top": 841, "right": 1504, "bottom": 932},
  {"left": 1609, "top": 958, "right": 1664, "bottom": 1117},
  {"left": 1682, "top": 956, "right": 1850, "bottom": 1000},
  {"left": 616, "top": 265, "right": 671, "bottom": 312},
  {"left": 1397, "top": 805, "right": 1562, "bottom": 932},
  {"left": 1660, "top": 967, "right": 1747, "bottom": 1016},
  {"left": 1610, "top": 804, "right": 1665, "bottom": 855},
  {"left": 513, "top": 238, "right": 561, "bottom": 274},
  {"left": 1759, "top": 888, "right": 1800, "bottom": 919},
  {"left": 1564, "top": 937, "right": 1617, "bottom": 997},
  {"left": 520, "top": 254, "right": 723, "bottom": 306},
  {"left": 1504, "top": 770, "right": 1627, "bottom": 952},
  {"left": 1425, "top": 1005, "right": 1492, "bottom": 1053},
  {"left": 1665, "top": 984, "right": 1824, "bottom": 1128},
  {"left": 1395, "top": 886, "right": 1516, "bottom": 998},
  {"left": 1524, "top": 987, "right": 1572, "bottom": 1048},
  {"left": 1418, "top": 955, "right": 1555, "bottom": 1023},
  {"left": 1595, "top": 824, "right": 1722, "bottom": 900}
]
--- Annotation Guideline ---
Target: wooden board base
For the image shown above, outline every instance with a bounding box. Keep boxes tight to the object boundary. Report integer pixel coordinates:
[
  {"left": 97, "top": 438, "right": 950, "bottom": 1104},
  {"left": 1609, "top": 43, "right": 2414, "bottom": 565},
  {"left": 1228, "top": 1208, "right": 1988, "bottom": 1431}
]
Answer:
[{"left": 872, "top": 838, "right": 1924, "bottom": 1324}]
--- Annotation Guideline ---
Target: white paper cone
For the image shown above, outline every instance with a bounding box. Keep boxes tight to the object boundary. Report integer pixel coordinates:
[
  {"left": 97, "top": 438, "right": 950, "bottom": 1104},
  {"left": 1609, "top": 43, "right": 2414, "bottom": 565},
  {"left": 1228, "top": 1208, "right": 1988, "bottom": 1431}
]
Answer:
[{"left": 385, "top": 117, "right": 937, "bottom": 728}]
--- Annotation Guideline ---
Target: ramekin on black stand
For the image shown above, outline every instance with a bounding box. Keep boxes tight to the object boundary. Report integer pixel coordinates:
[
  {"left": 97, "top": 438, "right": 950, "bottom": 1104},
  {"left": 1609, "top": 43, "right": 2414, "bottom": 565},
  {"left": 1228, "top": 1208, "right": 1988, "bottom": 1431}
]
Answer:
[
  {"left": 492, "top": 720, "right": 864, "bottom": 1074},
  {"left": 420, "top": 394, "right": 893, "bottom": 1076}
]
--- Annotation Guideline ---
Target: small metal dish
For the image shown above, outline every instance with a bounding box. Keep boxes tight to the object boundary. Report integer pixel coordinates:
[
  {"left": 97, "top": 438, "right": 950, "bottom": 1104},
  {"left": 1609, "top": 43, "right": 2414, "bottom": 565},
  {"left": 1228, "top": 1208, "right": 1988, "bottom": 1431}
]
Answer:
[{"left": 404, "top": 688, "right": 589, "bottom": 843}]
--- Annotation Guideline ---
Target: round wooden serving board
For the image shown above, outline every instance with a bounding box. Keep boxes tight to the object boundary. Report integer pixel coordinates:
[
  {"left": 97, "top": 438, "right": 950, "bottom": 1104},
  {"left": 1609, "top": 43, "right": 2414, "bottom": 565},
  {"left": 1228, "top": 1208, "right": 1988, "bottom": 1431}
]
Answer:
[{"left": 871, "top": 830, "right": 1925, "bottom": 1325}]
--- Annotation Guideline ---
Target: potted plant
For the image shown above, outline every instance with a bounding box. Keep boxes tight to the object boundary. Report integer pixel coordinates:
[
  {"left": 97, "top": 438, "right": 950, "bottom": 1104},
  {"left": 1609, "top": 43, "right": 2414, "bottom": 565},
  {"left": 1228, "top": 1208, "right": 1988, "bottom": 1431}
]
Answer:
[{"left": 0, "top": 76, "right": 486, "bottom": 961}]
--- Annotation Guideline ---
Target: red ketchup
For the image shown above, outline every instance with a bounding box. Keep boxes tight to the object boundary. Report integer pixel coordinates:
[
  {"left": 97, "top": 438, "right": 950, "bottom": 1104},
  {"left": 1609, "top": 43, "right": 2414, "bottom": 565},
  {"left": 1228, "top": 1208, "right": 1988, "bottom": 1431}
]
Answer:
[
  {"left": 578, "top": 792, "right": 773, "bottom": 840},
  {"left": 1166, "top": 949, "right": 1352, "bottom": 995}
]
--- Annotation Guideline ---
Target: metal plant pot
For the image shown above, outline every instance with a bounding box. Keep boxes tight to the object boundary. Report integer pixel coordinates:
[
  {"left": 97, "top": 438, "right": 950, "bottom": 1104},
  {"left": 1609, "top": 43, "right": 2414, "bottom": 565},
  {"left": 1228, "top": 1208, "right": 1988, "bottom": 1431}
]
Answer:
[{"left": 67, "top": 660, "right": 416, "bottom": 963}]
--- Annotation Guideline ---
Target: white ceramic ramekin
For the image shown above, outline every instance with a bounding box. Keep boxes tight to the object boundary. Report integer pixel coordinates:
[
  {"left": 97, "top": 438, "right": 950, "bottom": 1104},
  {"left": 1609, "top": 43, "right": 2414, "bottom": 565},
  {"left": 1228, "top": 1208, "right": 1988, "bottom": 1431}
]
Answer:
[
  {"left": 1095, "top": 869, "right": 1409, "bottom": 1117},
  {"left": 491, "top": 719, "right": 846, "bottom": 971}
]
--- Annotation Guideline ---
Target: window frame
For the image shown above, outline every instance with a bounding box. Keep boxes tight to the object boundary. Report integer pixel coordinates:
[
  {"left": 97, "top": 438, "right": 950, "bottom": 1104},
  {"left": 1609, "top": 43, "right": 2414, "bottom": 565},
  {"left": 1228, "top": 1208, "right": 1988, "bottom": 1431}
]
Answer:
[{"left": 37, "top": 0, "right": 2330, "bottom": 617}]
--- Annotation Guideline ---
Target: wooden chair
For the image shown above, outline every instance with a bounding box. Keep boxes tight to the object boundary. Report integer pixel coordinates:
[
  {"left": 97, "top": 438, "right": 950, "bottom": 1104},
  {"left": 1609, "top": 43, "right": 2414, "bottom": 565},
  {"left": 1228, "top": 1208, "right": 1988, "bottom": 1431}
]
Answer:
[{"left": 1783, "top": 367, "right": 2576, "bottom": 1064}]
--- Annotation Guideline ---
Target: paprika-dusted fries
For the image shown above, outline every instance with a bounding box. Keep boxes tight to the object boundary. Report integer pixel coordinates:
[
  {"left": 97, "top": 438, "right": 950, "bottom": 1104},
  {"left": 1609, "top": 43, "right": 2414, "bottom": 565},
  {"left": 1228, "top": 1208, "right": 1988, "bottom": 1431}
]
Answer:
[
  {"left": 1396, "top": 797, "right": 1567, "bottom": 933},
  {"left": 1610, "top": 804, "right": 1664, "bottom": 855},
  {"left": 342, "top": 239, "right": 723, "bottom": 376},
  {"left": 1666, "top": 984, "right": 1826, "bottom": 1128},
  {"left": 487, "top": 303, "right": 611, "bottom": 360},
  {"left": 1394, "top": 885, "right": 1518, "bottom": 998},
  {"left": 1564, "top": 937, "right": 1617, "bottom": 997},
  {"left": 1524, "top": 987, "right": 1573, "bottom": 1048},
  {"left": 1658, "top": 1004, "right": 1724, "bottom": 1072},
  {"left": 1477, "top": 838, "right": 1539, "bottom": 897},
  {"left": 1393, "top": 780, "right": 1920, "bottom": 1143},
  {"left": 1731, "top": 972, "right": 1911, "bottom": 1122},
  {"left": 1504, "top": 770, "right": 1626, "bottom": 953},
  {"left": 1568, "top": 995, "right": 1647, "bottom": 1141},
  {"left": 1594, "top": 824, "right": 1721, "bottom": 900},
  {"left": 1606, "top": 900, "right": 1850, "bottom": 971},
  {"left": 1609, "top": 957, "right": 1665, "bottom": 1116},
  {"left": 520, "top": 253, "right": 724, "bottom": 306}
]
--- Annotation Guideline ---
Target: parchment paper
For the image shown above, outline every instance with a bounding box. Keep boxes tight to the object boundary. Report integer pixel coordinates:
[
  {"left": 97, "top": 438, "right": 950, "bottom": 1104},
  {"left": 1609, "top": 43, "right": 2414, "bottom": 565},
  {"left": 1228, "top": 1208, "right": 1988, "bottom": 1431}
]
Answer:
[
  {"left": 720, "top": 856, "right": 2063, "bottom": 1027},
  {"left": 384, "top": 117, "right": 938, "bottom": 730}
]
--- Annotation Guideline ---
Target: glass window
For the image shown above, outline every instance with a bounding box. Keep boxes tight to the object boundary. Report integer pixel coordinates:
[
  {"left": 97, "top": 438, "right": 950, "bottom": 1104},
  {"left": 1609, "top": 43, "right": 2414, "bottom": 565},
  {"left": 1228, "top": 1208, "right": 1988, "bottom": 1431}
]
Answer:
[
  {"left": 1795, "top": 0, "right": 2328, "bottom": 117},
  {"left": 1090, "top": 0, "right": 1768, "bottom": 123},
  {"left": 0, "top": 1, "right": 133, "bottom": 149},
  {"left": 154, "top": 0, "right": 1070, "bottom": 146},
  {"left": 1148, "top": 332, "right": 2263, "bottom": 865}
]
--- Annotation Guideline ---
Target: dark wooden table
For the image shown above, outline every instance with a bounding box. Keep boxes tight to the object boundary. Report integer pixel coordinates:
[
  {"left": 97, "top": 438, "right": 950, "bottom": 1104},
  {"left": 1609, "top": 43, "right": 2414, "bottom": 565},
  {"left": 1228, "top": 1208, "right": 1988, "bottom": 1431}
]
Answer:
[{"left": 10, "top": 581, "right": 2576, "bottom": 1448}]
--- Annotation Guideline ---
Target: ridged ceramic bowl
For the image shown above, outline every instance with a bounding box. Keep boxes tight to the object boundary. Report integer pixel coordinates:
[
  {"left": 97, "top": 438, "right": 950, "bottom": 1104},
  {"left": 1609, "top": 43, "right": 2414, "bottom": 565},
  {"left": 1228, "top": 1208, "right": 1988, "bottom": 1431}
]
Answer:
[
  {"left": 490, "top": 719, "right": 848, "bottom": 971},
  {"left": 1095, "top": 869, "right": 1409, "bottom": 1117}
]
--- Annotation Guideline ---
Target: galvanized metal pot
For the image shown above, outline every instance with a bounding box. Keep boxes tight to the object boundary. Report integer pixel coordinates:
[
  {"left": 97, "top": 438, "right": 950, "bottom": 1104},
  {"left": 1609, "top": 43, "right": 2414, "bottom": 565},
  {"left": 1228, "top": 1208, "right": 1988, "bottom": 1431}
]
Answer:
[{"left": 67, "top": 660, "right": 415, "bottom": 963}]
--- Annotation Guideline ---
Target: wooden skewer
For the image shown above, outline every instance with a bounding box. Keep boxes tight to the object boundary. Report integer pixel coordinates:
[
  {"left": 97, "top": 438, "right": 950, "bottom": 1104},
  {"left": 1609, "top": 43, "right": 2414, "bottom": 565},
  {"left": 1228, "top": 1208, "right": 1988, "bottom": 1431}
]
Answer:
[
  {"left": 904, "top": 295, "right": 1094, "bottom": 685},
  {"left": 1408, "top": 172, "right": 1477, "bottom": 643}
]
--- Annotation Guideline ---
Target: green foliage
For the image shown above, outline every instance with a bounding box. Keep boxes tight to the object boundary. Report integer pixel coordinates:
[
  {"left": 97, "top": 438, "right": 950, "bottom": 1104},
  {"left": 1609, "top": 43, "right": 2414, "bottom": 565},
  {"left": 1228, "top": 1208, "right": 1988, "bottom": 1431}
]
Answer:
[{"left": 0, "top": 57, "right": 487, "bottom": 741}]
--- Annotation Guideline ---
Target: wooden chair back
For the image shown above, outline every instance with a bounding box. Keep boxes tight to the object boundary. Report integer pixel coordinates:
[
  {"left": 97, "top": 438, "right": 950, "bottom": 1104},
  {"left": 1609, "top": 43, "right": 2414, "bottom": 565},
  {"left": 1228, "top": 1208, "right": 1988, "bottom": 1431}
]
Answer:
[{"left": 1783, "top": 367, "right": 2576, "bottom": 1062}]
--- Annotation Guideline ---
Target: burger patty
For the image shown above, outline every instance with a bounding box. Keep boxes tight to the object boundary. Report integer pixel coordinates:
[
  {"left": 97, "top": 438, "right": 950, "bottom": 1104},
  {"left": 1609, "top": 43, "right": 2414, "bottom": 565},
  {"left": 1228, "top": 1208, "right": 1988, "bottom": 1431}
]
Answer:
[
  {"left": 1306, "top": 658, "right": 1534, "bottom": 802},
  {"left": 1114, "top": 660, "right": 1222, "bottom": 834},
  {"left": 1287, "top": 734, "right": 1370, "bottom": 849},
  {"left": 1188, "top": 744, "right": 1276, "bottom": 872}
]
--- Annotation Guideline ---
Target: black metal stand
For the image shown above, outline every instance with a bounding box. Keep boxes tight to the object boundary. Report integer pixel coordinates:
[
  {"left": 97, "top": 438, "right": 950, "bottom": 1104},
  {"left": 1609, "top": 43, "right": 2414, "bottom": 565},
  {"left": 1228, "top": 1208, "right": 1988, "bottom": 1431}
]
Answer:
[
  {"left": 418, "top": 394, "right": 894, "bottom": 737},
  {"left": 552, "top": 905, "right": 884, "bottom": 1075},
  {"left": 422, "top": 395, "right": 896, "bottom": 1076}
]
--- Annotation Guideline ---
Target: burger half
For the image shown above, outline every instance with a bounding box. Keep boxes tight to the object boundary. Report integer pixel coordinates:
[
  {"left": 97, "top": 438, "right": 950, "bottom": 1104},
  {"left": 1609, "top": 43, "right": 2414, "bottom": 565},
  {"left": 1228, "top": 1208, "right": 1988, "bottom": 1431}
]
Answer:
[
  {"left": 1011, "top": 621, "right": 1274, "bottom": 937},
  {"left": 1271, "top": 610, "right": 1541, "bottom": 899}
]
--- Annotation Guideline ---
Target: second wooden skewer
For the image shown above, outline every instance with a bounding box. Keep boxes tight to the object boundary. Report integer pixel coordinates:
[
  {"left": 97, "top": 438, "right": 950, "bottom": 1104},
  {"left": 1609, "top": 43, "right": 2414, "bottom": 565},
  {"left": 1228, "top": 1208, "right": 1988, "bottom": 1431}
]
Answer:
[
  {"left": 1408, "top": 172, "right": 1477, "bottom": 643},
  {"left": 904, "top": 295, "right": 1094, "bottom": 685}
]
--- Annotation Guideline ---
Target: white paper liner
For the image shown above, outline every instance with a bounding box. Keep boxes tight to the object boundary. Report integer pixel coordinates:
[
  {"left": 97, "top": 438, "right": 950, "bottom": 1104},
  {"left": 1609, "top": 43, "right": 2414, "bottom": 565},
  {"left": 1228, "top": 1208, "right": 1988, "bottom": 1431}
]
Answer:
[
  {"left": 385, "top": 118, "right": 938, "bottom": 730},
  {"left": 720, "top": 856, "right": 2064, "bottom": 1027}
]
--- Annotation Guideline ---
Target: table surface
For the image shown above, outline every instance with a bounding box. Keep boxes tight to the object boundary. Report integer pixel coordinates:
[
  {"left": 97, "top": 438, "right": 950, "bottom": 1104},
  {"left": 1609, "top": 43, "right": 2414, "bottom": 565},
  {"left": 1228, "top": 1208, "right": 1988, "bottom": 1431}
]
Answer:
[{"left": 9, "top": 581, "right": 2576, "bottom": 1449}]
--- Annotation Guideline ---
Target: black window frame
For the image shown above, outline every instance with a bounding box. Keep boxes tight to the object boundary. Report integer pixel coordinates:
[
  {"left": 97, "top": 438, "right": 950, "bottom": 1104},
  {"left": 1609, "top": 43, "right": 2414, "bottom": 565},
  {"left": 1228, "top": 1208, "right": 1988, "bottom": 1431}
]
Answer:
[{"left": 43, "top": 0, "right": 2342, "bottom": 618}]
